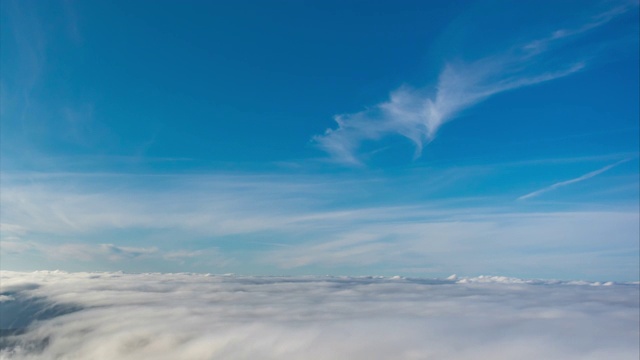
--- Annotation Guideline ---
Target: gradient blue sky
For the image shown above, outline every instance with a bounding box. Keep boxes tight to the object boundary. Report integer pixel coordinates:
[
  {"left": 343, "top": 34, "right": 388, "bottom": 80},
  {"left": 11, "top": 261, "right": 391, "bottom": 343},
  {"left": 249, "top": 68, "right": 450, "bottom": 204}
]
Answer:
[{"left": 1, "top": 0, "right": 638, "bottom": 281}]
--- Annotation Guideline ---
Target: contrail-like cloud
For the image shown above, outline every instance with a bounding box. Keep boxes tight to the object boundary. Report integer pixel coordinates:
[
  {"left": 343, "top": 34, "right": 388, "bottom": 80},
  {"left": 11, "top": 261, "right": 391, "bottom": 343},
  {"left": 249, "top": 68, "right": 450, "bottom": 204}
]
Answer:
[
  {"left": 517, "top": 159, "right": 632, "bottom": 200},
  {"left": 312, "top": 3, "right": 635, "bottom": 165}
]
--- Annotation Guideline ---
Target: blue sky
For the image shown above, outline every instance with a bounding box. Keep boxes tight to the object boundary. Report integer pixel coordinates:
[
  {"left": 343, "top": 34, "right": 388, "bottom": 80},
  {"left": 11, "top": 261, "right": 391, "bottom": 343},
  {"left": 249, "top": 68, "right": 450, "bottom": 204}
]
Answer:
[{"left": 1, "top": 0, "right": 638, "bottom": 281}]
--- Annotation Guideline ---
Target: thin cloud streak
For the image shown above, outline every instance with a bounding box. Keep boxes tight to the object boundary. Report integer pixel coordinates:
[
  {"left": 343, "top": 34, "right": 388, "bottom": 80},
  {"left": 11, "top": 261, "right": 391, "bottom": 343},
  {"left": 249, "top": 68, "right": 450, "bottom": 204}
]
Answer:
[
  {"left": 313, "top": 4, "right": 634, "bottom": 165},
  {"left": 518, "top": 159, "right": 632, "bottom": 200}
]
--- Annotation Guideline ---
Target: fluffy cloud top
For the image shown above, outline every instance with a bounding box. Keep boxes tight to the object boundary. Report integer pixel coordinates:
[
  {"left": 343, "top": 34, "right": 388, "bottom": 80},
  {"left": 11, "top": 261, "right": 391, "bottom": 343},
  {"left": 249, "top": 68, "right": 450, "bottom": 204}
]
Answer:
[{"left": 1, "top": 271, "right": 638, "bottom": 360}]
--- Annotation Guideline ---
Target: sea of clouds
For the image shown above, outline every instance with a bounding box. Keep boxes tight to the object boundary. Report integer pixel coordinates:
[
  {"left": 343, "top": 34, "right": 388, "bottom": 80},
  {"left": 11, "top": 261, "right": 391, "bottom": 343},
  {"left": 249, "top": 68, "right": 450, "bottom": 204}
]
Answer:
[{"left": 0, "top": 271, "right": 638, "bottom": 359}]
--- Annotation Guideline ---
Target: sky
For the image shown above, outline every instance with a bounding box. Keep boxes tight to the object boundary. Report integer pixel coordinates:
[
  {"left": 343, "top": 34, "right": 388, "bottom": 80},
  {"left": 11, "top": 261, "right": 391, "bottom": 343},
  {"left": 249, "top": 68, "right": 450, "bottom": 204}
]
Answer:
[{"left": 0, "top": 0, "right": 639, "bottom": 281}]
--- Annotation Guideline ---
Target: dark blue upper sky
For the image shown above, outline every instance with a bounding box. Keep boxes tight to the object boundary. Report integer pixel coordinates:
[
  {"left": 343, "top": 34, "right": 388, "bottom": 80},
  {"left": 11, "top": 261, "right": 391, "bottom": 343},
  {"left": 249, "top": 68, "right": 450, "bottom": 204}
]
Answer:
[{"left": 1, "top": 0, "right": 638, "bottom": 280}]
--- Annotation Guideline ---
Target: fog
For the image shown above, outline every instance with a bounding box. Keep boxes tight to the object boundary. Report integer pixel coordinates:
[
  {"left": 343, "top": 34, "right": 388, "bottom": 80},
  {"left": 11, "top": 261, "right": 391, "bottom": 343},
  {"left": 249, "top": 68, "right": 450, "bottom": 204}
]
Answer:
[{"left": 1, "top": 271, "right": 638, "bottom": 359}]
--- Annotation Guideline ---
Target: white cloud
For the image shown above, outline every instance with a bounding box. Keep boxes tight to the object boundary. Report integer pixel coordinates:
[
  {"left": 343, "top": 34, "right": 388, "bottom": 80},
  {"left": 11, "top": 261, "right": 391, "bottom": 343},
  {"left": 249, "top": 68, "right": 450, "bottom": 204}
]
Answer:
[
  {"left": 313, "top": 4, "right": 634, "bottom": 165},
  {"left": 518, "top": 159, "right": 632, "bottom": 200},
  {"left": 0, "top": 271, "right": 638, "bottom": 359}
]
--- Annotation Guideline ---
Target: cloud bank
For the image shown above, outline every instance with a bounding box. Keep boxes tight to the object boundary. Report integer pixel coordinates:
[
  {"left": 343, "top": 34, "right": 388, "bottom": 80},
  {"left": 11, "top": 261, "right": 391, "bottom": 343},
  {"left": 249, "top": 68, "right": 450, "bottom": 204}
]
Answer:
[
  {"left": 0, "top": 271, "right": 638, "bottom": 360},
  {"left": 313, "top": 3, "right": 636, "bottom": 165}
]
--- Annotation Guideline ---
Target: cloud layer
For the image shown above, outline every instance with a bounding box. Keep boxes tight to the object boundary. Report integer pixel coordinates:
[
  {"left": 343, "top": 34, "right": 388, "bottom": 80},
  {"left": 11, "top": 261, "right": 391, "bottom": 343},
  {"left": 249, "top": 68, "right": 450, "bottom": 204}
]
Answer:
[{"left": 1, "top": 271, "right": 638, "bottom": 360}]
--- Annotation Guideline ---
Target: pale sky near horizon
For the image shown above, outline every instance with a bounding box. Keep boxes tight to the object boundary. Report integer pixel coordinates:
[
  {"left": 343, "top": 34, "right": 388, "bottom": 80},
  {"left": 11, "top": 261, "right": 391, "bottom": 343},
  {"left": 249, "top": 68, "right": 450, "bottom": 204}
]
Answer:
[{"left": 1, "top": 0, "right": 638, "bottom": 281}]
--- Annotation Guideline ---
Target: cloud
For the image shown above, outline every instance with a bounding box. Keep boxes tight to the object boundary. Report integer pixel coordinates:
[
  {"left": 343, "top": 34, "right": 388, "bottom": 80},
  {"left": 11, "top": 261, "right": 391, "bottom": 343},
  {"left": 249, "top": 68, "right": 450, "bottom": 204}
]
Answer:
[
  {"left": 0, "top": 240, "right": 231, "bottom": 269},
  {"left": 313, "top": 3, "right": 635, "bottom": 165},
  {"left": 99, "top": 244, "right": 158, "bottom": 261},
  {"left": 0, "top": 271, "right": 638, "bottom": 360},
  {"left": 0, "top": 173, "right": 318, "bottom": 238},
  {"left": 265, "top": 210, "right": 639, "bottom": 280},
  {"left": 1, "top": 170, "right": 638, "bottom": 279},
  {"left": 518, "top": 159, "right": 632, "bottom": 200}
]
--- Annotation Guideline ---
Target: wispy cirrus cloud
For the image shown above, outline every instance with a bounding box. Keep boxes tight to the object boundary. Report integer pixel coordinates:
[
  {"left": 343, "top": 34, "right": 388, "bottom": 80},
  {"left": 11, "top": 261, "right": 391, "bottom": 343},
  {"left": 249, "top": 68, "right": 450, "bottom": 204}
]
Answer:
[
  {"left": 518, "top": 159, "right": 633, "bottom": 200},
  {"left": 313, "top": 3, "right": 636, "bottom": 165}
]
